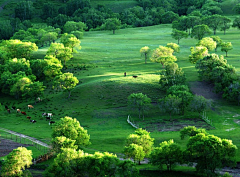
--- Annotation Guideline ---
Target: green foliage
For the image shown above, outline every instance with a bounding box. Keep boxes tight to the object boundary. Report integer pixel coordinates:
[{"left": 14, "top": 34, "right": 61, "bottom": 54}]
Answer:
[
  {"left": 166, "top": 43, "right": 180, "bottom": 53},
  {"left": 52, "top": 116, "right": 90, "bottom": 149},
  {"left": 223, "top": 81, "right": 240, "bottom": 105},
  {"left": 202, "top": 14, "right": 225, "bottom": 35},
  {"left": 167, "top": 85, "right": 193, "bottom": 115},
  {"left": 51, "top": 136, "right": 78, "bottom": 153},
  {"left": 232, "top": 17, "right": 240, "bottom": 29},
  {"left": 140, "top": 46, "right": 150, "bottom": 64},
  {"left": 1, "top": 147, "right": 32, "bottom": 177},
  {"left": 14, "top": 1, "right": 35, "bottom": 21},
  {"left": 186, "top": 133, "right": 237, "bottom": 174},
  {"left": 150, "top": 139, "right": 183, "bottom": 171},
  {"left": 151, "top": 45, "right": 177, "bottom": 68},
  {"left": 63, "top": 21, "right": 87, "bottom": 34},
  {"left": 45, "top": 148, "right": 138, "bottom": 177},
  {"left": 124, "top": 128, "right": 154, "bottom": 162},
  {"left": 189, "top": 46, "right": 208, "bottom": 64},
  {"left": 43, "top": 55, "right": 63, "bottom": 80},
  {"left": 60, "top": 33, "right": 81, "bottom": 52},
  {"left": 22, "top": 81, "right": 45, "bottom": 103},
  {"left": 210, "top": 36, "right": 222, "bottom": 52},
  {"left": 188, "top": 95, "right": 212, "bottom": 118},
  {"left": 232, "top": 3, "right": 240, "bottom": 14},
  {"left": 221, "top": 42, "right": 233, "bottom": 57},
  {"left": 161, "top": 11, "right": 179, "bottom": 24},
  {"left": 128, "top": 93, "right": 151, "bottom": 120},
  {"left": 30, "top": 59, "right": 48, "bottom": 80},
  {"left": 220, "top": 16, "right": 231, "bottom": 35},
  {"left": 159, "top": 63, "right": 186, "bottom": 90},
  {"left": 103, "top": 18, "right": 121, "bottom": 34},
  {"left": 158, "top": 94, "right": 181, "bottom": 121},
  {"left": 171, "top": 29, "right": 188, "bottom": 44},
  {"left": 196, "top": 37, "right": 216, "bottom": 51},
  {"left": 53, "top": 72, "right": 79, "bottom": 98},
  {"left": 191, "top": 24, "right": 211, "bottom": 40},
  {"left": 5, "top": 58, "right": 32, "bottom": 75},
  {"left": 180, "top": 126, "right": 208, "bottom": 140}
]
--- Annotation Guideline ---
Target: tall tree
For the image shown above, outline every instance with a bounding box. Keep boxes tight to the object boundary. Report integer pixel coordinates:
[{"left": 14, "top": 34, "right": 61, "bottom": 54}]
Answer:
[
  {"left": 14, "top": 1, "right": 35, "bottom": 21},
  {"left": 150, "top": 139, "right": 183, "bottom": 171},
  {"left": 53, "top": 72, "right": 79, "bottom": 98},
  {"left": 220, "top": 16, "right": 231, "bottom": 35},
  {"left": 1, "top": 147, "right": 32, "bottom": 177},
  {"left": 202, "top": 14, "right": 224, "bottom": 35},
  {"left": 43, "top": 55, "right": 63, "bottom": 81},
  {"left": 60, "top": 33, "right": 81, "bottom": 52},
  {"left": 221, "top": 42, "right": 233, "bottom": 57},
  {"left": 191, "top": 24, "right": 211, "bottom": 40},
  {"left": 189, "top": 46, "right": 208, "bottom": 64},
  {"left": 103, "top": 18, "right": 121, "bottom": 34},
  {"left": 63, "top": 21, "right": 87, "bottom": 34},
  {"left": 196, "top": 37, "right": 216, "bottom": 51},
  {"left": 128, "top": 93, "right": 151, "bottom": 120},
  {"left": 52, "top": 116, "right": 90, "bottom": 149},
  {"left": 140, "top": 46, "right": 150, "bottom": 64},
  {"left": 166, "top": 43, "right": 180, "bottom": 53},
  {"left": 22, "top": 81, "right": 45, "bottom": 103},
  {"left": 210, "top": 36, "right": 222, "bottom": 52},
  {"left": 151, "top": 45, "right": 177, "bottom": 68},
  {"left": 171, "top": 29, "right": 188, "bottom": 44}
]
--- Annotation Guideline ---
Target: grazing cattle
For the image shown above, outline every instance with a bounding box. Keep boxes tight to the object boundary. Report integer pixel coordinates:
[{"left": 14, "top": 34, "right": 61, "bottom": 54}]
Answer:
[
  {"left": 49, "top": 121, "right": 55, "bottom": 125},
  {"left": 47, "top": 113, "right": 53, "bottom": 117},
  {"left": 12, "top": 106, "right": 16, "bottom": 110},
  {"left": 132, "top": 75, "right": 138, "bottom": 78},
  {"left": 16, "top": 109, "right": 21, "bottom": 113},
  {"left": 28, "top": 105, "right": 34, "bottom": 109},
  {"left": 30, "top": 120, "right": 36, "bottom": 123},
  {"left": 7, "top": 109, "right": 10, "bottom": 113},
  {"left": 27, "top": 116, "right": 31, "bottom": 120},
  {"left": 37, "top": 97, "right": 42, "bottom": 102},
  {"left": 21, "top": 111, "right": 27, "bottom": 115},
  {"left": 42, "top": 113, "right": 47, "bottom": 117},
  {"left": 46, "top": 116, "right": 52, "bottom": 121}
]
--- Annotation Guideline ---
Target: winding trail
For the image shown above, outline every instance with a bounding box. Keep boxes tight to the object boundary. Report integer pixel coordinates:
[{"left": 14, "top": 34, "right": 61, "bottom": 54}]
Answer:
[{"left": 0, "top": 127, "right": 51, "bottom": 148}]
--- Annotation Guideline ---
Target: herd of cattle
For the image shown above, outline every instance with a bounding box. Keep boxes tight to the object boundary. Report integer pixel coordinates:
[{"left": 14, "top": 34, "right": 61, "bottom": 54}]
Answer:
[{"left": 2, "top": 100, "right": 56, "bottom": 126}]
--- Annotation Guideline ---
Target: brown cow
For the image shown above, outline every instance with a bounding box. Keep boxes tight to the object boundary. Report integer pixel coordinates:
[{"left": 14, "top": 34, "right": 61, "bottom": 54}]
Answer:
[
  {"left": 21, "top": 111, "right": 27, "bottom": 115},
  {"left": 16, "top": 109, "right": 21, "bottom": 113},
  {"left": 7, "top": 109, "right": 10, "bottom": 113},
  {"left": 28, "top": 105, "right": 34, "bottom": 109},
  {"left": 27, "top": 116, "right": 31, "bottom": 120}
]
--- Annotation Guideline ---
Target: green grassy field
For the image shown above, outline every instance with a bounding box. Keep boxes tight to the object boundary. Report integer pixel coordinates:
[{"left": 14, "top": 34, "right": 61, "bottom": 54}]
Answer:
[{"left": 1, "top": 24, "right": 240, "bottom": 175}]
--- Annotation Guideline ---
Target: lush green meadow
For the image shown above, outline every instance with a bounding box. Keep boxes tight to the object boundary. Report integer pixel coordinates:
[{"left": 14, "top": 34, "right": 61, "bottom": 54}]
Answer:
[{"left": 1, "top": 23, "right": 240, "bottom": 173}]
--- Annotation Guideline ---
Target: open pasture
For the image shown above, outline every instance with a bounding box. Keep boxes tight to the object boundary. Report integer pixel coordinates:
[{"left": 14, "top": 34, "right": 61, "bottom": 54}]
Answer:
[{"left": 1, "top": 24, "right": 240, "bottom": 163}]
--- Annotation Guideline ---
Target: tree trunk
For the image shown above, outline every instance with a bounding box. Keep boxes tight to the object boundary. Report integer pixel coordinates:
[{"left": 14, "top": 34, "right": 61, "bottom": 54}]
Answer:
[
  {"left": 145, "top": 53, "right": 147, "bottom": 64},
  {"left": 226, "top": 52, "right": 228, "bottom": 57},
  {"left": 113, "top": 29, "right": 115, "bottom": 34},
  {"left": 178, "top": 38, "right": 180, "bottom": 44},
  {"left": 138, "top": 160, "right": 141, "bottom": 165},
  {"left": 138, "top": 109, "right": 141, "bottom": 119},
  {"left": 68, "top": 90, "right": 71, "bottom": 98}
]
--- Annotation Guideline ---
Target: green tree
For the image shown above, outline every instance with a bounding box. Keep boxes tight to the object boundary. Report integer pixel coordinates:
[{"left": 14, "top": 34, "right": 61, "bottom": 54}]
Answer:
[
  {"left": 210, "top": 36, "right": 222, "bottom": 52},
  {"left": 22, "top": 81, "right": 45, "bottom": 103},
  {"left": 140, "top": 46, "right": 150, "bottom": 64},
  {"left": 52, "top": 116, "right": 90, "bottom": 149},
  {"left": 103, "top": 18, "right": 121, "bottom": 34},
  {"left": 159, "top": 63, "right": 186, "bottom": 90},
  {"left": 43, "top": 55, "right": 63, "bottom": 81},
  {"left": 1, "top": 147, "right": 32, "bottom": 177},
  {"left": 232, "top": 17, "right": 240, "bottom": 29},
  {"left": 5, "top": 58, "right": 32, "bottom": 75},
  {"left": 150, "top": 139, "right": 183, "bottom": 171},
  {"left": 186, "top": 133, "right": 237, "bottom": 175},
  {"left": 220, "top": 16, "right": 231, "bottom": 35},
  {"left": 167, "top": 85, "right": 193, "bottom": 115},
  {"left": 60, "top": 33, "right": 81, "bottom": 52},
  {"left": 188, "top": 95, "right": 212, "bottom": 118},
  {"left": 202, "top": 14, "right": 225, "bottom": 35},
  {"left": 189, "top": 46, "right": 208, "bottom": 64},
  {"left": 63, "top": 21, "right": 87, "bottom": 34},
  {"left": 30, "top": 59, "right": 48, "bottom": 80},
  {"left": 166, "top": 43, "right": 180, "bottom": 53},
  {"left": 223, "top": 82, "right": 240, "bottom": 105},
  {"left": 158, "top": 94, "right": 181, "bottom": 121},
  {"left": 124, "top": 128, "right": 154, "bottom": 164},
  {"left": 196, "top": 37, "right": 216, "bottom": 51},
  {"left": 191, "top": 24, "right": 211, "bottom": 40},
  {"left": 171, "top": 29, "right": 188, "bottom": 44},
  {"left": 14, "top": 1, "right": 35, "bottom": 21},
  {"left": 10, "top": 77, "right": 32, "bottom": 99},
  {"left": 53, "top": 72, "right": 79, "bottom": 98},
  {"left": 221, "top": 42, "right": 233, "bottom": 57},
  {"left": 41, "top": 32, "right": 58, "bottom": 46},
  {"left": 51, "top": 136, "right": 78, "bottom": 153},
  {"left": 47, "top": 43, "right": 73, "bottom": 66},
  {"left": 128, "top": 93, "right": 151, "bottom": 120},
  {"left": 161, "top": 11, "right": 179, "bottom": 24},
  {"left": 124, "top": 143, "right": 145, "bottom": 164},
  {"left": 232, "top": 3, "right": 240, "bottom": 14},
  {"left": 180, "top": 126, "right": 208, "bottom": 140},
  {"left": 151, "top": 45, "right": 177, "bottom": 68}
]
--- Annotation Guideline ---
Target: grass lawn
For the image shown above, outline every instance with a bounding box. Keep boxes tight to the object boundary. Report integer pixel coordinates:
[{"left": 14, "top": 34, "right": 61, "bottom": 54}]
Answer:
[{"left": 1, "top": 23, "right": 240, "bottom": 174}]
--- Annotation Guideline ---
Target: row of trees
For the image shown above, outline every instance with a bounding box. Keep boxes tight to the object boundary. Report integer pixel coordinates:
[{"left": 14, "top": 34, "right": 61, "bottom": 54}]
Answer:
[{"left": 123, "top": 127, "right": 237, "bottom": 176}]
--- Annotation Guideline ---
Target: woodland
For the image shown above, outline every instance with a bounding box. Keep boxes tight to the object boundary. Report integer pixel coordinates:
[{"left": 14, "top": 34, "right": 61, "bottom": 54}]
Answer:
[{"left": 1, "top": 0, "right": 240, "bottom": 176}]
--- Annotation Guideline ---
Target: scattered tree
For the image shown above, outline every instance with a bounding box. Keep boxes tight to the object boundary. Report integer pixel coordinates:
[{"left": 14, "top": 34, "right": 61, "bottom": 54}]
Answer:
[
  {"left": 180, "top": 126, "right": 208, "bottom": 140},
  {"left": 210, "top": 36, "right": 222, "bottom": 52},
  {"left": 166, "top": 43, "right": 180, "bottom": 53},
  {"left": 103, "top": 18, "right": 121, "bottom": 34},
  {"left": 171, "top": 29, "right": 188, "bottom": 44},
  {"left": 191, "top": 24, "right": 211, "bottom": 40},
  {"left": 128, "top": 93, "right": 151, "bottom": 120},
  {"left": 196, "top": 37, "right": 216, "bottom": 51},
  {"left": 124, "top": 143, "right": 145, "bottom": 164},
  {"left": 221, "top": 42, "right": 233, "bottom": 57},
  {"left": 53, "top": 72, "right": 79, "bottom": 98},
  {"left": 151, "top": 45, "right": 177, "bottom": 68},
  {"left": 140, "top": 46, "right": 150, "bottom": 64},
  {"left": 52, "top": 116, "right": 90, "bottom": 149},
  {"left": 60, "top": 33, "right": 81, "bottom": 52},
  {"left": 150, "top": 139, "right": 183, "bottom": 171},
  {"left": 189, "top": 46, "right": 208, "bottom": 64}
]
